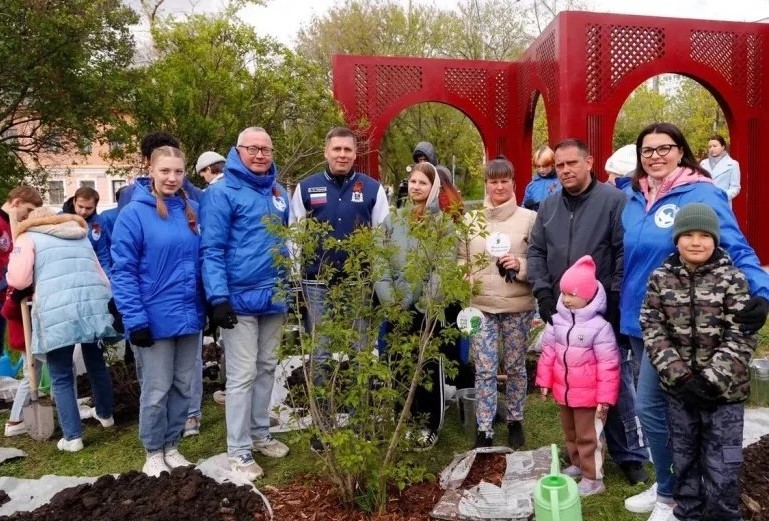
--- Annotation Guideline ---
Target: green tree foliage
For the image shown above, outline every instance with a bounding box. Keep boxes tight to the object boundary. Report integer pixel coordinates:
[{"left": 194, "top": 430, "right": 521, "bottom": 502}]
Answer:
[
  {"left": 612, "top": 84, "right": 667, "bottom": 149},
  {"left": 120, "top": 9, "right": 343, "bottom": 185},
  {"left": 667, "top": 78, "right": 727, "bottom": 159},
  {"left": 0, "top": 0, "right": 137, "bottom": 196}
]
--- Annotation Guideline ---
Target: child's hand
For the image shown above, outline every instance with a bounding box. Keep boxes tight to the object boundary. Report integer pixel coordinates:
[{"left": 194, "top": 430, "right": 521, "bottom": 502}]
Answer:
[
  {"left": 540, "top": 388, "right": 549, "bottom": 400},
  {"left": 596, "top": 403, "right": 609, "bottom": 421}
]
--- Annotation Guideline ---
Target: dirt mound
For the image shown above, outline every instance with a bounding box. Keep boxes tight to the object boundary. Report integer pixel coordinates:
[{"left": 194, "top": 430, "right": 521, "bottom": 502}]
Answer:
[
  {"left": 741, "top": 433, "right": 769, "bottom": 521},
  {"left": 0, "top": 467, "right": 269, "bottom": 521}
]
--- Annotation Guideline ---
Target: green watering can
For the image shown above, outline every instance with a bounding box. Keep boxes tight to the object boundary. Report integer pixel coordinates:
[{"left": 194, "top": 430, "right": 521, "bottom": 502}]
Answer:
[{"left": 533, "top": 444, "right": 582, "bottom": 521}]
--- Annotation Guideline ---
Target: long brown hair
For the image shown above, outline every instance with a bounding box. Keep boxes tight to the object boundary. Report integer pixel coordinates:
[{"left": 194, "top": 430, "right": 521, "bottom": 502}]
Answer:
[
  {"left": 409, "top": 162, "right": 436, "bottom": 221},
  {"left": 436, "top": 165, "right": 463, "bottom": 221},
  {"left": 149, "top": 146, "right": 198, "bottom": 234}
]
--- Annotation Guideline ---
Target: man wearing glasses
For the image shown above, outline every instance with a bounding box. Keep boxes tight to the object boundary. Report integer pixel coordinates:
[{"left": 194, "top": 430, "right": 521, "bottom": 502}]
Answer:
[
  {"left": 527, "top": 138, "right": 650, "bottom": 486},
  {"left": 200, "top": 126, "right": 292, "bottom": 481}
]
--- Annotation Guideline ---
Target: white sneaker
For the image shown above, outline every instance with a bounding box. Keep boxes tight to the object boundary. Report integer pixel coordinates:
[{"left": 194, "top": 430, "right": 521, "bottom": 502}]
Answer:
[
  {"left": 89, "top": 408, "right": 114, "bottom": 428},
  {"left": 562, "top": 465, "right": 582, "bottom": 478},
  {"left": 57, "top": 437, "right": 84, "bottom": 452},
  {"left": 143, "top": 452, "right": 170, "bottom": 477},
  {"left": 228, "top": 453, "right": 263, "bottom": 480},
  {"left": 645, "top": 501, "right": 676, "bottom": 521},
  {"left": 78, "top": 404, "right": 92, "bottom": 420},
  {"left": 4, "top": 422, "right": 27, "bottom": 437},
  {"left": 625, "top": 482, "right": 658, "bottom": 513},
  {"left": 164, "top": 448, "right": 192, "bottom": 468},
  {"left": 213, "top": 390, "right": 226, "bottom": 405},
  {"left": 252, "top": 435, "right": 289, "bottom": 458}
]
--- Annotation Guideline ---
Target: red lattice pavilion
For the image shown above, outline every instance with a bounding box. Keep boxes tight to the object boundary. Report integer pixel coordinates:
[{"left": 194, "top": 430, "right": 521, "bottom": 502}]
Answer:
[{"left": 332, "top": 11, "right": 769, "bottom": 260}]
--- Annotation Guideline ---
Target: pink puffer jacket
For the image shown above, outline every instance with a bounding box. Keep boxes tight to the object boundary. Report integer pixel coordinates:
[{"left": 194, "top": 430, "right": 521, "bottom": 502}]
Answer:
[{"left": 535, "top": 282, "right": 620, "bottom": 408}]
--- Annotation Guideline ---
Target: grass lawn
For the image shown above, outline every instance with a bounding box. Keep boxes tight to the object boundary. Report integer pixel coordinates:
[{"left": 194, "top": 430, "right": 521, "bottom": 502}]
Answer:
[{"left": 2, "top": 321, "right": 767, "bottom": 520}]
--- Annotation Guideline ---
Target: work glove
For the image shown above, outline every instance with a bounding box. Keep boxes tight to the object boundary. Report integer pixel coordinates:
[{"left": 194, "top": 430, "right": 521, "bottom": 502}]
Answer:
[
  {"left": 212, "top": 301, "right": 238, "bottom": 329},
  {"left": 203, "top": 303, "right": 216, "bottom": 337},
  {"left": 107, "top": 298, "right": 124, "bottom": 334},
  {"left": 496, "top": 259, "right": 518, "bottom": 283},
  {"left": 130, "top": 327, "right": 154, "bottom": 348},
  {"left": 677, "top": 375, "right": 719, "bottom": 412},
  {"left": 734, "top": 295, "right": 769, "bottom": 334},
  {"left": 534, "top": 288, "right": 557, "bottom": 325},
  {"left": 10, "top": 286, "right": 34, "bottom": 303},
  {"left": 604, "top": 291, "right": 621, "bottom": 338}
]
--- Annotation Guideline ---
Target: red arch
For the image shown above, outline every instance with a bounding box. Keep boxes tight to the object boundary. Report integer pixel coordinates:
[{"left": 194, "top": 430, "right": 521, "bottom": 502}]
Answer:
[{"left": 333, "top": 12, "right": 769, "bottom": 260}]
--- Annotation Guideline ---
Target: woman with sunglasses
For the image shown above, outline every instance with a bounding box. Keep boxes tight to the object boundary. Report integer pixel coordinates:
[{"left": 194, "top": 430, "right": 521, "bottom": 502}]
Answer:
[{"left": 619, "top": 122, "right": 769, "bottom": 521}]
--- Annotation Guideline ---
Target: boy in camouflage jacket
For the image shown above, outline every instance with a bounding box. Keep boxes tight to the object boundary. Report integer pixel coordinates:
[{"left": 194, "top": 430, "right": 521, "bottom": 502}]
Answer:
[{"left": 640, "top": 203, "right": 756, "bottom": 521}]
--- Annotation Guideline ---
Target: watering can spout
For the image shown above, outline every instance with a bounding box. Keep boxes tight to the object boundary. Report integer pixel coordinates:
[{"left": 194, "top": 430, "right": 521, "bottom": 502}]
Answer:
[{"left": 533, "top": 444, "right": 582, "bottom": 521}]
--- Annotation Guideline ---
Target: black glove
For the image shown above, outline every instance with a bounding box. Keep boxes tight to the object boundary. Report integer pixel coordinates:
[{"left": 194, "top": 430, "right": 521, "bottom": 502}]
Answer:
[
  {"left": 130, "top": 327, "right": 154, "bottom": 348},
  {"left": 535, "top": 288, "right": 557, "bottom": 325},
  {"left": 203, "top": 303, "right": 216, "bottom": 337},
  {"left": 734, "top": 295, "right": 769, "bottom": 333},
  {"left": 212, "top": 301, "right": 238, "bottom": 329},
  {"left": 496, "top": 259, "right": 518, "bottom": 283},
  {"left": 108, "top": 298, "right": 124, "bottom": 334},
  {"left": 10, "top": 286, "right": 33, "bottom": 303},
  {"left": 677, "top": 375, "right": 719, "bottom": 411},
  {"left": 604, "top": 291, "right": 621, "bottom": 337}
]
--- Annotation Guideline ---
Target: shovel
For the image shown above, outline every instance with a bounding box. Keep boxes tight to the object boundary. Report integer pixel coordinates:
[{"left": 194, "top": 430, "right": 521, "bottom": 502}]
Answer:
[{"left": 9, "top": 209, "right": 55, "bottom": 440}]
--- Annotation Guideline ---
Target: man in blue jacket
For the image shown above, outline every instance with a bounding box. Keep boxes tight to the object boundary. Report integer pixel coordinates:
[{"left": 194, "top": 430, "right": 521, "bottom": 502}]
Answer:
[
  {"left": 200, "top": 126, "right": 291, "bottom": 481},
  {"left": 62, "top": 186, "right": 112, "bottom": 280}
]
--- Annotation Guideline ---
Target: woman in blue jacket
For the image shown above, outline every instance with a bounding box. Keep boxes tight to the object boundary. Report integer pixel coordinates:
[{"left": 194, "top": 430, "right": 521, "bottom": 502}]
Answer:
[
  {"left": 111, "top": 146, "right": 205, "bottom": 477},
  {"left": 620, "top": 122, "right": 769, "bottom": 521}
]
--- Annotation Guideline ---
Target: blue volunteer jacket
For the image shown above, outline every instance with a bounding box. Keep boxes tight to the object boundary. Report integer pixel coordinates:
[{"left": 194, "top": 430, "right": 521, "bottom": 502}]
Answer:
[
  {"left": 118, "top": 177, "right": 203, "bottom": 210},
  {"left": 620, "top": 181, "right": 769, "bottom": 338},
  {"left": 200, "top": 147, "right": 290, "bottom": 316},
  {"left": 522, "top": 170, "right": 561, "bottom": 211},
  {"left": 110, "top": 179, "right": 205, "bottom": 339}
]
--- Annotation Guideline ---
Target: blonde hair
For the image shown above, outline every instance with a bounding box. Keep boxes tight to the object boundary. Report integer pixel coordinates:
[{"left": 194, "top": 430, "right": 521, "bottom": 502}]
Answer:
[
  {"left": 149, "top": 146, "right": 198, "bottom": 234},
  {"left": 533, "top": 146, "right": 554, "bottom": 168}
]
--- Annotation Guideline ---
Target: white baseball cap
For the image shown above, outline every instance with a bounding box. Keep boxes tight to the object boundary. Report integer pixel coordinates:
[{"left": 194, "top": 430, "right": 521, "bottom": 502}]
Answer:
[
  {"left": 605, "top": 144, "right": 637, "bottom": 177},
  {"left": 195, "top": 151, "right": 226, "bottom": 174}
]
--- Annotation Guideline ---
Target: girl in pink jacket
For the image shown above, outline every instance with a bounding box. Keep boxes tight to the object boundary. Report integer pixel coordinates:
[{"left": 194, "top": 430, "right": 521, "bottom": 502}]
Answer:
[{"left": 535, "top": 255, "right": 620, "bottom": 497}]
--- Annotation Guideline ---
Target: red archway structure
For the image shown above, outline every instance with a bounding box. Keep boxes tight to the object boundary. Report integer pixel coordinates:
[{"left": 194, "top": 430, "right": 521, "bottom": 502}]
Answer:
[{"left": 333, "top": 11, "right": 769, "bottom": 260}]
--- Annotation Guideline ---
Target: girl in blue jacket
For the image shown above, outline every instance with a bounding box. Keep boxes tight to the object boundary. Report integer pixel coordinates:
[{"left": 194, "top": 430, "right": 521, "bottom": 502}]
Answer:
[{"left": 111, "top": 146, "right": 206, "bottom": 478}]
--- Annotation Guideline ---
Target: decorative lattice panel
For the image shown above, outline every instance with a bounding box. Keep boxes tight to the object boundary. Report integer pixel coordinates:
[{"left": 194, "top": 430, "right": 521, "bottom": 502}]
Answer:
[
  {"left": 445, "top": 67, "right": 488, "bottom": 116},
  {"left": 610, "top": 25, "right": 665, "bottom": 86},
  {"left": 354, "top": 65, "right": 368, "bottom": 119},
  {"left": 745, "top": 34, "right": 762, "bottom": 107},
  {"left": 374, "top": 65, "right": 423, "bottom": 117},
  {"left": 536, "top": 32, "right": 558, "bottom": 106},
  {"left": 586, "top": 24, "right": 603, "bottom": 102},
  {"left": 493, "top": 70, "right": 508, "bottom": 128},
  {"left": 690, "top": 30, "right": 737, "bottom": 84}
]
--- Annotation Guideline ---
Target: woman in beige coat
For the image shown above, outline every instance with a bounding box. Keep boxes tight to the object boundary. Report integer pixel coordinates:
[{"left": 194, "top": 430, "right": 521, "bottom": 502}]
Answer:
[{"left": 458, "top": 158, "right": 537, "bottom": 449}]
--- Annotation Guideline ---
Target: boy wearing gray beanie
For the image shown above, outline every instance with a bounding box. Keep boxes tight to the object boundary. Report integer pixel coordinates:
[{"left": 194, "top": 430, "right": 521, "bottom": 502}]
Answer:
[{"left": 640, "top": 202, "right": 756, "bottom": 521}]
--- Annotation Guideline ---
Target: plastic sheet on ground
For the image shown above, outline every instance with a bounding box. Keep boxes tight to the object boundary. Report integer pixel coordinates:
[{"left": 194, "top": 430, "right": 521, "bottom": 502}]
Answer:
[
  {"left": 743, "top": 407, "right": 769, "bottom": 447},
  {"left": 0, "top": 376, "right": 20, "bottom": 401},
  {"left": 0, "top": 447, "right": 25, "bottom": 464},
  {"left": 0, "top": 454, "right": 273, "bottom": 519},
  {"left": 268, "top": 355, "right": 311, "bottom": 433},
  {"left": 430, "top": 445, "right": 553, "bottom": 521}
]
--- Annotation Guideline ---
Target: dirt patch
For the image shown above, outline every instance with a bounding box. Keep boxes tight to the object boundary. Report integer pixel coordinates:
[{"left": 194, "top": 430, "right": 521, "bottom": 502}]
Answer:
[
  {"left": 741, "top": 433, "right": 769, "bottom": 521},
  {"left": 461, "top": 452, "right": 507, "bottom": 489},
  {"left": 76, "top": 361, "right": 139, "bottom": 424},
  {"left": 0, "top": 467, "right": 269, "bottom": 521}
]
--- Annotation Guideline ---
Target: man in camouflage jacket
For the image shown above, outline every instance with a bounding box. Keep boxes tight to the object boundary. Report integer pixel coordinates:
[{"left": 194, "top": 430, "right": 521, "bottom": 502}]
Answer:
[{"left": 640, "top": 202, "right": 756, "bottom": 521}]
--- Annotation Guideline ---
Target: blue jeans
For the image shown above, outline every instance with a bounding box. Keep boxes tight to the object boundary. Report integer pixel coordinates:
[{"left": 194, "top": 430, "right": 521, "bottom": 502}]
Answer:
[
  {"left": 603, "top": 348, "right": 649, "bottom": 464},
  {"left": 133, "top": 333, "right": 199, "bottom": 451},
  {"left": 47, "top": 343, "right": 114, "bottom": 441},
  {"left": 629, "top": 335, "right": 675, "bottom": 499},
  {"left": 221, "top": 314, "right": 283, "bottom": 458},
  {"left": 187, "top": 339, "right": 203, "bottom": 420}
]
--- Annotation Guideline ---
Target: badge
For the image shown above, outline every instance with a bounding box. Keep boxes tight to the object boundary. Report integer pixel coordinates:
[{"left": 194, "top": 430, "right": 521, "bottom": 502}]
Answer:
[
  {"left": 457, "top": 307, "right": 485, "bottom": 336},
  {"left": 90, "top": 223, "right": 101, "bottom": 241},
  {"left": 273, "top": 196, "right": 286, "bottom": 212},
  {"left": 485, "top": 232, "right": 511, "bottom": 257},
  {"left": 0, "top": 231, "right": 9, "bottom": 252},
  {"left": 654, "top": 203, "right": 678, "bottom": 228},
  {"left": 351, "top": 181, "right": 364, "bottom": 203},
  {"left": 351, "top": 192, "right": 363, "bottom": 203}
]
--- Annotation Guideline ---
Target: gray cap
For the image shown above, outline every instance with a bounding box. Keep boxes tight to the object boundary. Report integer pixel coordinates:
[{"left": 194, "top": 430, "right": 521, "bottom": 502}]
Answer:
[{"left": 195, "top": 151, "right": 226, "bottom": 174}]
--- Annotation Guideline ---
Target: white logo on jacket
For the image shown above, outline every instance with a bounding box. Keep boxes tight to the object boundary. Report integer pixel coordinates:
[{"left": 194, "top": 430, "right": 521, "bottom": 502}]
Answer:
[
  {"left": 273, "top": 196, "right": 286, "bottom": 212},
  {"left": 654, "top": 203, "right": 678, "bottom": 228}
]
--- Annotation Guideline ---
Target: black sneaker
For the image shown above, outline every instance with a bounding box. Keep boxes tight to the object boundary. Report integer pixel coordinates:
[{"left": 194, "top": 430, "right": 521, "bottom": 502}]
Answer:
[
  {"left": 309, "top": 435, "right": 326, "bottom": 454},
  {"left": 474, "top": 430, "right": 494, "bottom": 448},
  {"left": 619, "top": 461, "right": 649, "bottom": 485},
  {"left": 507, "top": 421, "right": 525, "bottom": 449}
]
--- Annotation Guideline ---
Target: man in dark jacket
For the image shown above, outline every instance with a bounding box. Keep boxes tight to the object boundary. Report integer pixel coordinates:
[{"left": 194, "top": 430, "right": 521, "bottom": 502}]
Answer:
[{"left": 527, "top": 138, "right": 649, "bottom": 485}]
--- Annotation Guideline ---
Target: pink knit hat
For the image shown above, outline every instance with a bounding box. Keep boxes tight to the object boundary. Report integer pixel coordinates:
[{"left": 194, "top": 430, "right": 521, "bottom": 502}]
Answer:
[{"left": 559, "top": 255, "right": 598, "bottom": 300}]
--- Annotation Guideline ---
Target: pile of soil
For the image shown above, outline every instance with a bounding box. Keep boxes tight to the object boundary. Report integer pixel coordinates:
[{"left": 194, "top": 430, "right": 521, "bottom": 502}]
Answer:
[
  {"left": 741, "top": 433, "right": 769, "bottom": 521},
  {"left": 0, "top": 467, "right": 269, "bottom": 521},
  {"left": 77, "top": 361, "right": 139, "bottom": 424},
  {"left": 461, "top": 452, "right": 507, "bottom": 488}
]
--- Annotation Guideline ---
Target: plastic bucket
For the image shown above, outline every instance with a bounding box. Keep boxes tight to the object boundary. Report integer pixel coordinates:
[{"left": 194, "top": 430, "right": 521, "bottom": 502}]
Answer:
[
  {"left": 749, "top": 358, "right": 769, "bottom": 406},
  {"left": 455, "top": 388, "right": 477, "bottom": 439}
]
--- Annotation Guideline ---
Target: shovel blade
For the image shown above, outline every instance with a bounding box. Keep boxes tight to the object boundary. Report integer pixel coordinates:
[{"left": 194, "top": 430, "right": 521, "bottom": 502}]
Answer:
[{"left": 23, "top": 402, "right": 55, "bottom": 441}]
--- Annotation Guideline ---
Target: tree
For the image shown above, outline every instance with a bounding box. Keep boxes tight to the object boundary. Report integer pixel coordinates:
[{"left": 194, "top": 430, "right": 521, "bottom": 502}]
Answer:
[
  {"left": 613, "top": 83, "right": 668, "bottom": 149},
  {"left": 118, "top": 9, "right": 343, "bottom": 185},
  {"left": 441, "top": 0, "right": 530, "bottom": 60},
  {"left": 0, "top": 0, "right": 137, "bottom": 195},
  {"left": 666, "top": 77, "right": 727, "bottom": 158}
]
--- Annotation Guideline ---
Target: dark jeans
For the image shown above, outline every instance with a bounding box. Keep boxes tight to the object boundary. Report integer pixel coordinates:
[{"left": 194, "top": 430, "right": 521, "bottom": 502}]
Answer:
[{"left": 603, "top": 347, "right": 649, "bottom": 464}]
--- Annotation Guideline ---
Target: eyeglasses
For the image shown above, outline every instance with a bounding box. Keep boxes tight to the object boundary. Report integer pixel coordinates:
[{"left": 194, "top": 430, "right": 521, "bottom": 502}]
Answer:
[
  {"left": 639, "top": 144, "right": 680, "bottom": 158},
  {"left": 237, "top": 145, "right": 273, "bottom": 157}
]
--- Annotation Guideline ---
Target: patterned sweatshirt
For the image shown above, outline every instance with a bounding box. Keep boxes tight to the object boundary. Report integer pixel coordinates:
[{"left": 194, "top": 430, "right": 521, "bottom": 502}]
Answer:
[{"left": 640, "top": 248, "right": 756, "bottom": 403}]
